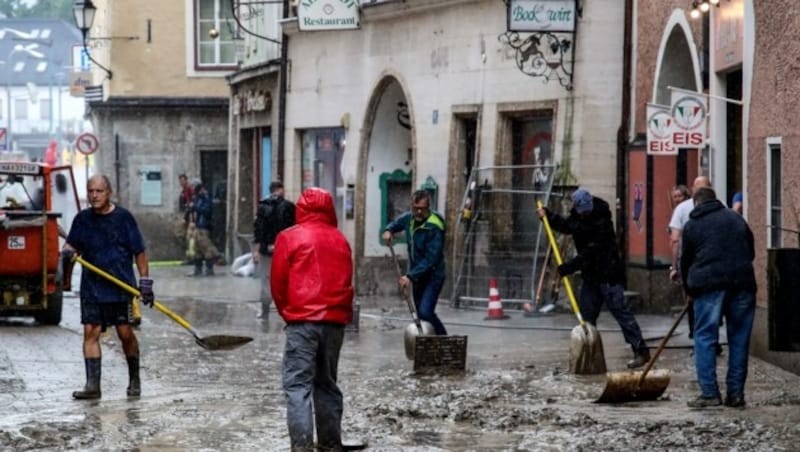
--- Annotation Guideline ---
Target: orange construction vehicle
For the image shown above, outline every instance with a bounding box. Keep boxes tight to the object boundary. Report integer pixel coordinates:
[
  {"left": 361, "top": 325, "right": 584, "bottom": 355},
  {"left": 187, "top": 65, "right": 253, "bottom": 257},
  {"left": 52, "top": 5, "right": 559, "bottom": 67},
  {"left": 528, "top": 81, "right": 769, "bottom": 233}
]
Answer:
[{"left": 0, "top": 160, "right": 80, "bottom": 325}]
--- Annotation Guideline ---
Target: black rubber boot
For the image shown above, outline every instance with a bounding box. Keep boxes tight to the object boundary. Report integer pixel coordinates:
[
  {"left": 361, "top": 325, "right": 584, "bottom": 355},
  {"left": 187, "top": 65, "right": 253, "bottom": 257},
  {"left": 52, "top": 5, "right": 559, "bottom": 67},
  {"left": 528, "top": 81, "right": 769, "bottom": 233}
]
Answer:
[
  {"left": 73, "top": 357, "right": 102, "bottom": 400},
  {"left": 626, "top": 349, "right": 651, "bottom": 369},
  {"left": 126, "top": 356, "right": 141, "bottom": 397},
  {"left": 205, "top": 259, "right": 215, "bottom": 276}
]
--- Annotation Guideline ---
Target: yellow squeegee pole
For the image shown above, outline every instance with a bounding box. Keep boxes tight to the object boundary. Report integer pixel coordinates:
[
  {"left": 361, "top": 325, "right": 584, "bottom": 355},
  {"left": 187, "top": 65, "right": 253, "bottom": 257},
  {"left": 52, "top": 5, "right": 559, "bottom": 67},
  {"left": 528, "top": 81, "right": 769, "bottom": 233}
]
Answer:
[{"left": 537, "top": 200, "right": 585, "bottom": 326}]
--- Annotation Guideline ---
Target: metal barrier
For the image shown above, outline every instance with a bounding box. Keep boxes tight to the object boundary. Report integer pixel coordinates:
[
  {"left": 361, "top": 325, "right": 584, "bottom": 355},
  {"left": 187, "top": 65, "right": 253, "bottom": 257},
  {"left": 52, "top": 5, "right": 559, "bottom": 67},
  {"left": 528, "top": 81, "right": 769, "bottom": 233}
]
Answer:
[{"left": 451, "top": 164, "right": 570, "bottom": 309}]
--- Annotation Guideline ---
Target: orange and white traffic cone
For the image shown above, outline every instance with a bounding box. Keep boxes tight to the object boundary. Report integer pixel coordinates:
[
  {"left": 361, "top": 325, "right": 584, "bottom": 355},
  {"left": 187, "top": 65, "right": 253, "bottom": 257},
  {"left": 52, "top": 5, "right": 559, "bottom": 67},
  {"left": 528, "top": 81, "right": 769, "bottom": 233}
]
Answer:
[{"left": 485, "top": 278, "right": 510, "bottom": 320}]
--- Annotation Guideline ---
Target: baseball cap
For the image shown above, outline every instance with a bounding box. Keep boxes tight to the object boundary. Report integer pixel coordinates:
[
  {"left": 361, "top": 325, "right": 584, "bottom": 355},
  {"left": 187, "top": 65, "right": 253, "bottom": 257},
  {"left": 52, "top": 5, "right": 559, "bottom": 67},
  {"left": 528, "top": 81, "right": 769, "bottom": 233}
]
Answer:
[{"left": 572, "top": 188, "right": 594, "bottom": 214}]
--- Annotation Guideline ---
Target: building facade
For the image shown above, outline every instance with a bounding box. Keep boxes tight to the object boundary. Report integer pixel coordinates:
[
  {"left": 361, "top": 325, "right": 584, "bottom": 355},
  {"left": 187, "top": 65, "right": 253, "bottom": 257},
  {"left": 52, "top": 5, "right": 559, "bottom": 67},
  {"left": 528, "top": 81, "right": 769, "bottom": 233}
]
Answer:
[
  {"left": 273, "top": 0, "right": 627, "bottom": 297},
  {"left": 84, "top": 0, "right": 233, "bottom": 259},
  {"left": 631, "top": 0, "right": 800, "bottom": 374}
]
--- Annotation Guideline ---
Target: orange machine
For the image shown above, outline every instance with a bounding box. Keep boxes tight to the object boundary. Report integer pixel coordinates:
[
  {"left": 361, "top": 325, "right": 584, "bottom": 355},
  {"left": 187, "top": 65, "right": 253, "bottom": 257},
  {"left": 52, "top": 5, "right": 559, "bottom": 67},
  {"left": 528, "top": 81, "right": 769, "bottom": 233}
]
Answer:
[{"left": 0, "top": 161, "right": 80, "bottom": 325}]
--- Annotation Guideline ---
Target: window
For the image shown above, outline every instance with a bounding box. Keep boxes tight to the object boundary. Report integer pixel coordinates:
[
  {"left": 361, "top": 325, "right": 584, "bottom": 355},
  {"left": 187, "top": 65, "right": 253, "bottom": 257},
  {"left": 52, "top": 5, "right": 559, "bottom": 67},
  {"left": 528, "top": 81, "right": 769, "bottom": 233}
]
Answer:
[
  {"left": 14, "top": 99, "right": 27, "bottom": 120},
  {"left": 301, "top": 128, "right": 345, "bottom": 221},
  {"left": 40, "top": 99, "right": 51, "bottom": 121},
  {"left": 511, "top": 113, "right": 553, "bottom": 251},
  {"left": 768, "top": 140, "right": 782, "bottom": 248},
  {"left": 196, "top": 0, "right": 237, "bottom": 68}
]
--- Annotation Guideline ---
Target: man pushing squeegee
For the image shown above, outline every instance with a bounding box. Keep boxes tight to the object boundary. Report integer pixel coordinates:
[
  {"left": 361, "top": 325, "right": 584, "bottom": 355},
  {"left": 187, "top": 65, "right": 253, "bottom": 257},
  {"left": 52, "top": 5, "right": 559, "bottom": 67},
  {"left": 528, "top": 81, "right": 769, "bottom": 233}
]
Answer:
[{"left": 537, "top": 189, "right": 650, "bottom": 374}]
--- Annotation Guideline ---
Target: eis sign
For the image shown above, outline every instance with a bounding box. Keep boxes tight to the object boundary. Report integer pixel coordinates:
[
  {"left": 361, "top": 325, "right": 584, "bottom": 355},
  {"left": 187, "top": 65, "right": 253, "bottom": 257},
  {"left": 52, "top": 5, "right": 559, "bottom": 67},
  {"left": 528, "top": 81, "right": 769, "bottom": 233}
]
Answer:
[{"left": 646, "top": 92, "right": 707, "bottom": 156}]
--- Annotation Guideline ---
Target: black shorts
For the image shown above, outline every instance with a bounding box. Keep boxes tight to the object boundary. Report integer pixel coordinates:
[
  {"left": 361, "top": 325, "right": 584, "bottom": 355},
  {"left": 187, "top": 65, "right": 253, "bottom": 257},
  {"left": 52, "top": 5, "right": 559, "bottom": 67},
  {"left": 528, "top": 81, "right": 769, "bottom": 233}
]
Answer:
[{"left": 81, "top": 300, "right": 132, "bottom": 328}]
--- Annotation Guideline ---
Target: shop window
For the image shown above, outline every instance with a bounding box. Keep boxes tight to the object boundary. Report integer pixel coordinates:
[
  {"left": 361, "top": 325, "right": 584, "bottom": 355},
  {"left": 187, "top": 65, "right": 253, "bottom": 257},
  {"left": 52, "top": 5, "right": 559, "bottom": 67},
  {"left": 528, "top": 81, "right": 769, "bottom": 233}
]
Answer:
[
  {"left": 301, "top": 128, "right": 345, "bottom": 220},
  {"left": 511, "top": 114, "right": 553, "bottom": 251}
]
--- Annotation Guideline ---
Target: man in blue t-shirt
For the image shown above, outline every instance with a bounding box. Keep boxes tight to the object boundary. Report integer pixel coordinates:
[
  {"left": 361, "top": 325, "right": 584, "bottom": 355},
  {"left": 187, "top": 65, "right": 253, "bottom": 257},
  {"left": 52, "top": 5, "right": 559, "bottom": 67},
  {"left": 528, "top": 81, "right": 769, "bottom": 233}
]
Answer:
[{"left": 63, "top": 174, "right": 153, "bottom": 400}]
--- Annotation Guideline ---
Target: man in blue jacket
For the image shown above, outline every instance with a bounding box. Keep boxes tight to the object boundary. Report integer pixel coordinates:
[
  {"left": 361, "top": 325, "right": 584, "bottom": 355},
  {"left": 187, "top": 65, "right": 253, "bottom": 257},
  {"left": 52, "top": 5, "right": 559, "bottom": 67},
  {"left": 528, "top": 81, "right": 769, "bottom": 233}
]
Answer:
[
  {"left": 681, "top": 187, "right": 756, "bottom": 409},
  {"left": 382, "top": 190, "right": 448, "bottom": 335}
]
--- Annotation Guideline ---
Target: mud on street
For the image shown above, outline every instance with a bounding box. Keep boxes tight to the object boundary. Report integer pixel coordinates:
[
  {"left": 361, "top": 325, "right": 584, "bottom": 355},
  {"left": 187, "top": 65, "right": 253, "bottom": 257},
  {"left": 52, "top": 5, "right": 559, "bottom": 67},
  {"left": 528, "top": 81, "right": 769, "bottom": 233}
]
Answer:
[{"left": 2, "top": 266, "right": 800, "bottom": 451}]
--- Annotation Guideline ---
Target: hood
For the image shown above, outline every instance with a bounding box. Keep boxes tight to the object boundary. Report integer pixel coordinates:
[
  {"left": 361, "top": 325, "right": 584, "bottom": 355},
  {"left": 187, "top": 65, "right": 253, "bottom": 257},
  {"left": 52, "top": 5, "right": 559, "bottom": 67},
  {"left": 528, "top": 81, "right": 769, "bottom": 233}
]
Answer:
[
  {"left": 689, "top": 199, "right": 725, "bottom": 219},
  {"left": 296, "top": 187, "right": 338, "bottom": 227}
]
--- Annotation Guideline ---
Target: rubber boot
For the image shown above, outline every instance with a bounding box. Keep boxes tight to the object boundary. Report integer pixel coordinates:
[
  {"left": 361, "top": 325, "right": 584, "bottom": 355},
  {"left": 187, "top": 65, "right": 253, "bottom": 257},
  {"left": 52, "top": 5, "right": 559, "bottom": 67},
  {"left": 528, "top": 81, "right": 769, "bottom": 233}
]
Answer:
[
  {"left": 205, "top": 259, "right": 215, "bottom": 276},
  {"left": 126, "top": 356, "right": 141, "bottom": 397},
  {"left": 188, "top": 259, "right": 202, "bottom": 277},
  {"left": 73, "top": 357, "right": 102, "bottom": 400},
  {"left": 626, "top": 349, "right": 651, "bottom": 369}
]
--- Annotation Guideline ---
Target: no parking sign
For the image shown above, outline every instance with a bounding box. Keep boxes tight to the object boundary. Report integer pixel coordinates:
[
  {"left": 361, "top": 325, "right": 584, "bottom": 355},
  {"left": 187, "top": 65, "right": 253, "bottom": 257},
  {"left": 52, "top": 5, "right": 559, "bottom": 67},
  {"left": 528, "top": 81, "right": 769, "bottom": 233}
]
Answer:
[{"left": 76, "top": 133, "right": 99, "bottom": 155}]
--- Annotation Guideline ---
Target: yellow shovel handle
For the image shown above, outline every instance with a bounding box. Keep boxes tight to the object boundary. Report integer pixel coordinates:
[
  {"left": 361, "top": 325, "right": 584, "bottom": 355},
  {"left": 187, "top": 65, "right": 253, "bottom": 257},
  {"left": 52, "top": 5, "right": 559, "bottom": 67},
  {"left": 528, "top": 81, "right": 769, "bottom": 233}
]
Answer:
[
  {"left": 537, "top": 200, "right": 585, "bottom": 326},
  {"left": 74, "top": 255, "right": 197, "bottom": 334}
]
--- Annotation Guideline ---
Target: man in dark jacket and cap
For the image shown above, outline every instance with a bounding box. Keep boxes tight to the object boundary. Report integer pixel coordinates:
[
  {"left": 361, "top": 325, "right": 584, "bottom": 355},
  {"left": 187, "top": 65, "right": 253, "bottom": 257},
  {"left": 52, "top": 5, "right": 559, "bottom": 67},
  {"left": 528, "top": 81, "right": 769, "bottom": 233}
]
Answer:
[
  {"left": 681, "top": 187, "right": 756, "bottom": 409},
  {"left": 537, "top": 188, "right": 650, "bottom": 369}
]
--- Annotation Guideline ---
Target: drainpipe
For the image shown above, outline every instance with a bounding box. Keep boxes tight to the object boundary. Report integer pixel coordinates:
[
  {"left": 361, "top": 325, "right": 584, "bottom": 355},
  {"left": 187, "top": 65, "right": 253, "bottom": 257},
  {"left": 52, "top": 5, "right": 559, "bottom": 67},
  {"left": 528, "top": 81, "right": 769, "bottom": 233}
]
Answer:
[
  {"left": 277, "top": 0, "right": 289, "bottom": 183},
  {"left": 617, "top": 0, "right": 633, "bottom": 282},
  {"left": 114, "top": 133, "right": 121, "bottom": 198}
]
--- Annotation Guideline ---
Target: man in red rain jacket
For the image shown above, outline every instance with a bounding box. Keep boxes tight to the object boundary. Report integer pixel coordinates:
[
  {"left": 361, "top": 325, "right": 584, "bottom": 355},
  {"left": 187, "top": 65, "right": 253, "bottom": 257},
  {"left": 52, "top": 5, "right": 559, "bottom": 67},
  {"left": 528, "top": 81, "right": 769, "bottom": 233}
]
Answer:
[{"left": 271, "top": 187, "right": 354, "bottom": 451}]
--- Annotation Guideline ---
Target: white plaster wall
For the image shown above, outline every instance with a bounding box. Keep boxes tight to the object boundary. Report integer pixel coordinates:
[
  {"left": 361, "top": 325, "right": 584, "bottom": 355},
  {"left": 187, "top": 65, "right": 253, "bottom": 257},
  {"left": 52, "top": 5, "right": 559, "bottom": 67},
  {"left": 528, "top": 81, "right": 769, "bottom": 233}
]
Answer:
[
  {"left": 283, "top": 0, "right": 625, "bottom": 252},
  {"left": 364, "top": 81, "right": 411, "bottom": 255}
]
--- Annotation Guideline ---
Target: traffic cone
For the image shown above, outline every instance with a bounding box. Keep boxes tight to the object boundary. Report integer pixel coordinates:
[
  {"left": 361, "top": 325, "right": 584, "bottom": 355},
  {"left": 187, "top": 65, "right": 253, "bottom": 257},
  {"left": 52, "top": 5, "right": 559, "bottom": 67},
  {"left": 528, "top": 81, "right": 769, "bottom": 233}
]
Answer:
[{"left": 485, "top": 278, "right": 510, "bottom": 320}]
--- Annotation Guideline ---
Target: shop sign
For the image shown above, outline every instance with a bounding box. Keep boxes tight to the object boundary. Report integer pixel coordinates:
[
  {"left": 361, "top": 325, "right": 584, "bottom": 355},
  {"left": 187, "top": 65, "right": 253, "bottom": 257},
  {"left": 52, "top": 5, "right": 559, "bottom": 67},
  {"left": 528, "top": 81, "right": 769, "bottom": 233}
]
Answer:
[
  {"left": 298, "top": 0, "right": 360, "bottom": 31},
  {"left": 713, "top": 0, "right": 743, "bottom": 72},
  {"left": 234, "top": 90, "right": 272, "bottom": 116},
  {"left": 646, "top": 91, "right": 708, "bottom": 156},
  {"left": 69, "top": 71, "right": 92, "bottom": 97},
  {"left": 646, "top": 103, "right": 676, "bottom": 155},
  {"left": 507, "top": 0, "right": 577, "bottom": 33},
  {"left": 670, "top": 91, "right": 707, "bottom": 148}
]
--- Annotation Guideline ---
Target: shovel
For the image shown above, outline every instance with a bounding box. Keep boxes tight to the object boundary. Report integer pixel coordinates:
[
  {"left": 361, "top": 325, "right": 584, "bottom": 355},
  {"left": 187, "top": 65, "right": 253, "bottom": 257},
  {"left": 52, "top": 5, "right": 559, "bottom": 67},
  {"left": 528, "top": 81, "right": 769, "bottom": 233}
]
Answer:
[
  {"left": 387, "top": 245, "right": 435, "bottom": 360},
  {"left": 75, "top": 255, "right": 253, "bottom": 351},
  {"left": 595, "top": 302, "right": 690, "bottom": 403},
  {"left": 537, "top": 200, "right": 607, "bottom": 375}
]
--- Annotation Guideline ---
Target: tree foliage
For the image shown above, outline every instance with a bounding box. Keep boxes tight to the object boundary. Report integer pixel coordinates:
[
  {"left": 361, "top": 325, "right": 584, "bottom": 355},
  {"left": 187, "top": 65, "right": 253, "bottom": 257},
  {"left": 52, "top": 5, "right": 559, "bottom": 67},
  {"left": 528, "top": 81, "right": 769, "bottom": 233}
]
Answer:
[{"left": 1, "top": 0, "right": 75, "bottom": 23}]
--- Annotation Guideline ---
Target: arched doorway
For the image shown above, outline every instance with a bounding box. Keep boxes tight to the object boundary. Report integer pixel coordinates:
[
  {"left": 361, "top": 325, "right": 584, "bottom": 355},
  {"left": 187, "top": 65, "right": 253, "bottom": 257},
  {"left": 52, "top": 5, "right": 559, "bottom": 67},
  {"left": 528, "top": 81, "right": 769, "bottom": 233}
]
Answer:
[{"left": 354, "top": 75, "right": 415, "bottom": 296}]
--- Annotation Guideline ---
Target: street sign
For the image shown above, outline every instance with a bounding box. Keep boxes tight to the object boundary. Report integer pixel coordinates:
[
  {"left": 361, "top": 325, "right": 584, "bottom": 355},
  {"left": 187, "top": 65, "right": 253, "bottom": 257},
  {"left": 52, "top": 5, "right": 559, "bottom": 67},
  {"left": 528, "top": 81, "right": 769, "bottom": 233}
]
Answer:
[
  {"left": 72, "top": 45, "right": 91, "bottom": 72},
  {"left": 0, "top": 127, "right": 6, "bottom": 151},
  {"left": 70, "top": 72, "right": 92, "bottom": 97},
  {"left": 75, "top": 132, "right": 99, "bottom": 155}
]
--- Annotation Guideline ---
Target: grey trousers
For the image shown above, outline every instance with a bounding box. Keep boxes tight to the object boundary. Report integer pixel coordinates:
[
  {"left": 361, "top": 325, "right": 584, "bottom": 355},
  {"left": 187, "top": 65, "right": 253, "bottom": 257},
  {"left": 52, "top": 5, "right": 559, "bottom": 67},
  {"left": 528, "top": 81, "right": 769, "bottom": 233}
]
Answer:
[
  {"left": 283, "top": 322, "right": 345, "bottom": 450},
  {"left": 258, "top": 254, "right": 272, "bottom": 316}
]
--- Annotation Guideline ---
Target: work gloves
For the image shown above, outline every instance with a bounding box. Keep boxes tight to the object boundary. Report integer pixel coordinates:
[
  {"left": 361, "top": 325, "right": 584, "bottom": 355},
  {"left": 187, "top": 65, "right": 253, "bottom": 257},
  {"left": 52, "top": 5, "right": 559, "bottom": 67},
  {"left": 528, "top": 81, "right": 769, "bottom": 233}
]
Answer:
[
  {"left": 557, "top": 259, "right": 579, "bottom": 277},
  {"left": 139, "top": 277, "right": 155, "bottom": 308}
]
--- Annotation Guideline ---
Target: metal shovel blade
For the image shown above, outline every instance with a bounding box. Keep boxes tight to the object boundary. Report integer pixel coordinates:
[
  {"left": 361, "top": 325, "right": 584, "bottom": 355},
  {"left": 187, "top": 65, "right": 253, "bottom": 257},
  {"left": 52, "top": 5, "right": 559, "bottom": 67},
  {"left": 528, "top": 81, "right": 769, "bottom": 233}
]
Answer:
[
  {"left": 196, "top": 335, "right": 254, "bottom": 351},
  {"left": 569, "top": 324, "right": 607, "bottom": 375},
  {"left": 595, "top": 369, "right": 671, "bottom": 403},
  {"left": 404, "top": 320, "right": 436, "bottom": 360}
]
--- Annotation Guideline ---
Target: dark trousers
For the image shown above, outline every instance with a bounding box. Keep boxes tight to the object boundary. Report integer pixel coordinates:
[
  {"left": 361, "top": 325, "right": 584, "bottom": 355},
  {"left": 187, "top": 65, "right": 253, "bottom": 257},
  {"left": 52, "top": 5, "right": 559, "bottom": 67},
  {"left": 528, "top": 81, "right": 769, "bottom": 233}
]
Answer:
[
  {"left": 412, "top": 276, "right": 447, "bottom": 335},
  {"left": 579, "top": 281, "right": 647, "bottom": 354},
  {"left": 283, "top": 322, "right": 345, "bottom": 450}
]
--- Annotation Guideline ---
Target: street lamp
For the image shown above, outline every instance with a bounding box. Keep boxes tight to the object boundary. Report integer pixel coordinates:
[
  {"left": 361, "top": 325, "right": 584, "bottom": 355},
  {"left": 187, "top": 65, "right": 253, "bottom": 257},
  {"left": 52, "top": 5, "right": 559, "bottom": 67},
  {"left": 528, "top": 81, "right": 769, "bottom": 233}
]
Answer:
[
  {"left": 73, "top": 0, "right": 113, "bottom": 80},
  {"left": 4, "top": 44, "right": 45, "bottom": 151}
]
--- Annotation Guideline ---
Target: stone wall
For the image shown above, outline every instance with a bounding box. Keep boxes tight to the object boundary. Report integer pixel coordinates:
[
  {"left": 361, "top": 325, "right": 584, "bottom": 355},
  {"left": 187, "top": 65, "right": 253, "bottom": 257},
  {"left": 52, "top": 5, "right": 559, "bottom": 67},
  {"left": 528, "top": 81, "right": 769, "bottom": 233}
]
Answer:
[{"left": 90, "top": 98, "right": 229, "bottom": 261}]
